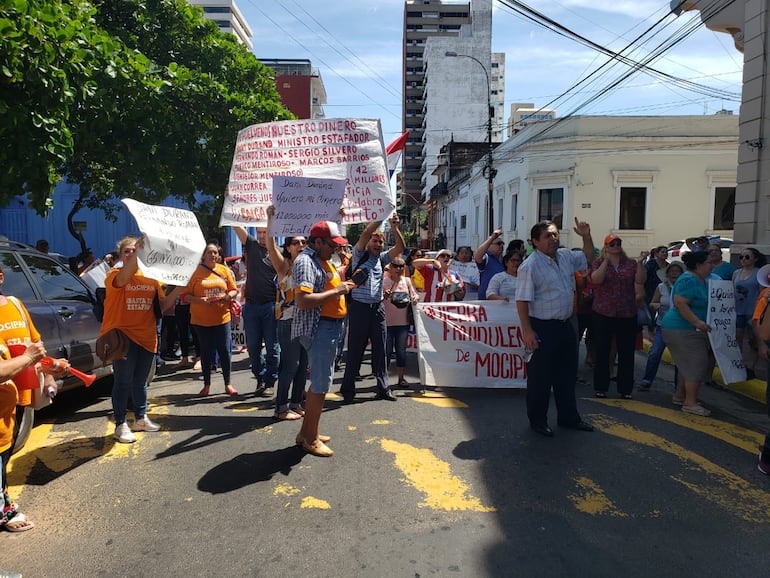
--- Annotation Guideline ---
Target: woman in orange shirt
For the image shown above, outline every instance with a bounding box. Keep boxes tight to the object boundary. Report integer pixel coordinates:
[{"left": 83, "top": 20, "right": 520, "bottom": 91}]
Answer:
[
  {"left": 100, "top": 237, "right": 184, "bottom": 444},
  {"left": 186, "top": 243, "right": 239, "bottom": 398},
  {"left": 0, "top": 338, "right": 45, "bottom": 532}
]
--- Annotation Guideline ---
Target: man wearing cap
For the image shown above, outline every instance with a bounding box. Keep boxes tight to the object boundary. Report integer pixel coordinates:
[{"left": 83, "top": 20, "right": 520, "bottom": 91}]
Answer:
[
  {"left": 474, "top": 229, "right": 505, "bottom": 300},
  {"left": 516, "top": 218, "right": 596, "bottom": 437},
  {"left": 339, "top": 214, "right": 405, "bottom": 403},
  {"left": 234, "top": 225, "right": 279, "bottom": 397},
  {"left": 293, "top": 221, "right": 356, "bottom": 457}
]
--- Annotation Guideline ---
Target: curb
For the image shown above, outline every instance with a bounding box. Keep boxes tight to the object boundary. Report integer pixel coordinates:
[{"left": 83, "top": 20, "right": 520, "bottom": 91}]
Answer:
[{"left": 642, "top": 339, "right": 767, "bottom": 404}]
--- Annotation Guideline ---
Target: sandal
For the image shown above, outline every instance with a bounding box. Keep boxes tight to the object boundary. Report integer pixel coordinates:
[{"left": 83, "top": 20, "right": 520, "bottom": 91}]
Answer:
[
  {"left": 225, "top": 385, "right": 239, "bottom": 396},
  {"left": 397, "top": 379, "right": 409, "bottom": 388},
  {"left": 274, "top": 410, "right": 302, "bottom": 421},
  {"left": 290, "top": 407, "right": 305, "bottom": 417},
  {"left": 672, "top": 397, "right": 685, "bottom": 406},
  {"left": 682, "top": 404, "right": 711, "bottom": 417},
  {"left": 594, "top": 391, "right": 607, "bottom": 398},
  {"left": 621, "top": 394, "right": 633, "bottom": 400},
  {"left": 5, "top": 512, "right": 34, "bottom": 533},
  {"left": 198, "top": 386, "right": 210, "bottom": 397}
]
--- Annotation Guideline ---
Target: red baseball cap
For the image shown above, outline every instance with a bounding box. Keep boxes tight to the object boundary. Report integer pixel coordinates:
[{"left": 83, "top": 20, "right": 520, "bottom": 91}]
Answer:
[
  {"left": 604, "top": 234, "right": 622, "bottom": 246},
  {"left": 309, "top": 221, "right": 347, "bottom": 245}
]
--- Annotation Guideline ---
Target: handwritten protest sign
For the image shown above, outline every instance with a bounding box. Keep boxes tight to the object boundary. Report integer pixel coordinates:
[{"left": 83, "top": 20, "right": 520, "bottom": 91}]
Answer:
[
  {"left": 414, "top": 301, "right": 527, "bottom": 388},
  {"left": 122, "top": 199, "right": 206, "bottom": 286},
  {"left": 707, "top": 280, "right": 747, "bottom": 384},
  {"left": 450, "top": 260, "right": 480, "bottom": 299},
  {"left": 219, "top": 118, "right": 395, "bottom": 227},
  {"left": 269, "top": 175, "right": 346, "bottom": 237}
]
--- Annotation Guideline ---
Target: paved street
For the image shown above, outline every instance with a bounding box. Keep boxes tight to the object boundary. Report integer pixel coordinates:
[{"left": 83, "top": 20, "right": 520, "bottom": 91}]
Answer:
[{"left": 3, "top": 346, "right": 770, "bottom": 577}]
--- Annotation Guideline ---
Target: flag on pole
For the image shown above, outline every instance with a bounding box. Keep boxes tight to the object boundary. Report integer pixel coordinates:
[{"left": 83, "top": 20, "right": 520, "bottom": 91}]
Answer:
[{"left": 386, "top": 130, "right": 410, "bottom": 177}]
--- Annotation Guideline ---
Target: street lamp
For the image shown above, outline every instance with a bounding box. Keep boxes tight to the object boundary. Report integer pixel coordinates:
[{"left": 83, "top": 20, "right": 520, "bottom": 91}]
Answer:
[{"left": 445, "top": 51, "right": 496, "bottom": 235}]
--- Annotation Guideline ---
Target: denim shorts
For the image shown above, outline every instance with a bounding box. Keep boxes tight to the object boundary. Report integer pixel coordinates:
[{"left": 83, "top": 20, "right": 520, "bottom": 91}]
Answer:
[{"left": 304, "top": 318, "right": 343, "bottom": 394}]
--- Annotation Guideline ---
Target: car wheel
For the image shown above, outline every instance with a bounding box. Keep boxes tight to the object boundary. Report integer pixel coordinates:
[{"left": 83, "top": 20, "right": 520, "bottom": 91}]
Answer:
[{"left": 11, "top": 405, "right": 35, "bottom": 454}]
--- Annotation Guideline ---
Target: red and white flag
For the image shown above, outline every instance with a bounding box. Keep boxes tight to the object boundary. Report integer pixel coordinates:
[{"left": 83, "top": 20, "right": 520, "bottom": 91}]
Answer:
[{"left": 385, "top": 130, "right": 410, "bottom": 177}]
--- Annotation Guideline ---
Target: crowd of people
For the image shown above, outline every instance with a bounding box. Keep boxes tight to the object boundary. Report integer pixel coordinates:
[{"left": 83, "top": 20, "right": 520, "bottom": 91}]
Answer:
[{"left": 3, "top": 220, "right": 770, "bottom": 537}]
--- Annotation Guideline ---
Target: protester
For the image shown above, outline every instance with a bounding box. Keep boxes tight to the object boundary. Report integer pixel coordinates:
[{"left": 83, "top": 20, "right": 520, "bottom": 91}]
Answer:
[
  {"left": 751, "top": 269, "right": 770, "bottom": 474},
  {"left": 733, "top": 247, "right": 766, "bottom": 378},
  {"left": 339, "top": 214, "right": 405, "bottom": 404},
  {"left": 0, "top": 339, "right": 45, "bottom": 533},
  {"left": 293, "top": 221, "right": 356, "bottom": 457},
  {"left": 639, "top": 261, "right": 684, "bottom": 390},
  {"left": 186, "top": 243, "right": 239, "bottom": 397},
  {"left": 234, "top": 225, "right": 279, "bottom": 397},
  {"left": 661, "top": 251, "right": 715, "bottom": 416},
  {"left": 265, "top": 206, "right": 307, "bottom": 420},
  {"left": 100, "top": 236, "right": 184, "bottom": 443},
  {"left": 644, "top": 246, "right": 668, "bottom": 304},
  {"left": 707, "top": 244, "right": 735, "bottom": 280},
  {"left": 515, "top": 218, "right": 596, "bottom": 437},
  {"left": 407, "top": 249, "right": 426, "bottom": 294},
  {"left": 383, "top": 256, "right": 419, "bottom": 387},
  {"left": 474, "top": 229, "right": 505, "bottom": 299},
  {"left": 486, "top": 252, "right": 521, "bottom": 302},
  {"left": 589, "top": 234, "right": 646, "bottom": 399},
  {"left": 332, "top": 243, "right": 352, "bottom": 371},
  {"left": 412, "top": 249, "right": 466, "bottom": 303},
  {"left": 452, "top": 246, "right": 480, "bottom": 299}
]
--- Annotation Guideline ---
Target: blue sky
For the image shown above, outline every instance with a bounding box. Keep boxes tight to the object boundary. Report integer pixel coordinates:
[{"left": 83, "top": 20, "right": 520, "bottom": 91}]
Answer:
[{"left": 240, "top": 0, "right": 744, "bottom": 144}]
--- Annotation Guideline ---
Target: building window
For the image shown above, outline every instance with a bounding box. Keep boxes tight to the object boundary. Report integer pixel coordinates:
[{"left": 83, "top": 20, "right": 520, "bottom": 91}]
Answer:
[
  {"left": 460, "top": 215, "right": 467, "bottom": 230},
  {"left": 510, "top": 195, "right": 517, "bottom": 231},
  {"left": 474, "top": 205, "right": 479, "bottom": 234},
  {"left": 497, "top": 198, "right": 503, "bottom": 229},
  {"left": 713, "top": 186, "right": 735, "bottom": 229},
  {"left": 619, "top": 187, "right": 646, "bottom": 230},
  {"left": 538, "top": 188, "right": 563, "bottom": 230}
]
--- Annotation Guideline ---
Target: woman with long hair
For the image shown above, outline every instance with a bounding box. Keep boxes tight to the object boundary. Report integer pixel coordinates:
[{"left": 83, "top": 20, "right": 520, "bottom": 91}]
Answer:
[
  {"left": 589, "top": 234, "right": 645, "bottom": 399},
  {"left": 186, "top": 243, "right": 239, "bottom": 398},
  {"left": 733, "top": 247, "right": 767, "bottom": 377},
  {"left": 661, "top": 251, "right": 715, "bottom": 416},
  {"left": 266, "top": 206, "right": 308, "bottom": 420}
]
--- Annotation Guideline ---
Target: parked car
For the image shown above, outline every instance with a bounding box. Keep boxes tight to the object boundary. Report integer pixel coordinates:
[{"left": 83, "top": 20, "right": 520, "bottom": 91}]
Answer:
[
  {"left": 0, "top": 238, "right": 112, "bottom": 450},
  {"left": 667, "top": 236, "right": 733, "bottom": 262}
]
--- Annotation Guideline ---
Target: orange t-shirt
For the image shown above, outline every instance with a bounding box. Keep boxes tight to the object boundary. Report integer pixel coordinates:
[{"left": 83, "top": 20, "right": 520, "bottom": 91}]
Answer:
[
  {"left": 319, "top": 260, "right": 347, "bottom": 319},
  {"left": 0, "top": 297, "right": 41, "bottom": 406},
  {"left": 100, "top": 268, "right": 164, "bottom": 354},
  {"left": 0, "top": 339, "right": 18, "bottom": 453},
  {"left": 187, "top": 263, "right": 237, "bottom": 327},
  {"left": 752, "top": 287, "right": 770, "bottom": 322}
]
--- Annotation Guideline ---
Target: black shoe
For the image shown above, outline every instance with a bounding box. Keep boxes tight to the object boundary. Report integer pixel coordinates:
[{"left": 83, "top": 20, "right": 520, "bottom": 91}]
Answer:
[
  {"left": 254, "top": 380, "right": 265, "bottom": 396},
  {"left": 376, "top": 388, "right": 397, "bottom": 401},
  {"left": 339, "top": 389, "right": 355, "bottom": 403},
  {"left": 559, "top": 420, "right": 594, "bottom": 432},
  {"left": 334, "top": 355, "right": 343, "bottom": 371},
  {"left": 530, "top": 424, "right": 554, "bottom": 437}
]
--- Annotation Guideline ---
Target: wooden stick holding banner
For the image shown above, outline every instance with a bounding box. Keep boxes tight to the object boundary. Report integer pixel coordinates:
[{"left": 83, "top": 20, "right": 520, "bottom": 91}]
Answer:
[
  {"left": 707, "top": 279, "right": 747, "bottom": 384},
  {"left": 121, "top": 199, "right": 207, "bottom": 286},
  {"left": 269, "top": 175, "right": 346, "bottom": 237}
]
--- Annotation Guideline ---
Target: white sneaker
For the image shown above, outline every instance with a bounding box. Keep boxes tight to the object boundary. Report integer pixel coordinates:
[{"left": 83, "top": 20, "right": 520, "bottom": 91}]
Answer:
[
  {"left": 114, "top": 422, "right": 137, "bottom": 443},
  {"left": 133, "top": 416, "right": 161, "bottom": 432}
]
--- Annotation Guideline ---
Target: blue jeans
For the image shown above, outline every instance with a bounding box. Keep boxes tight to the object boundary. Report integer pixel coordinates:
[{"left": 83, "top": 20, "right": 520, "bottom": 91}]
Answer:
[
  {"left": 276, "top": 318, "right": 307, "bottom": 413},
  {"left": 112, "top": 340, "right": 156, "bottom": 425},
  {"left": 192, "top": 323, "right": 232, "bottom": 387},
  {"left": 301, "top": 318, "right": 343, "bottom": 394},
  {"left": 243, "top": 301, "right": 279, "bottom": 385},
  {"left": 341, "top": 300, "right": 388, "bottom": 396},
  {"left": 387, "top": 325, "right": 409, "bottom": 368},
  {"left": 642, "top": 325, "right": 678, "bottom": 386}
]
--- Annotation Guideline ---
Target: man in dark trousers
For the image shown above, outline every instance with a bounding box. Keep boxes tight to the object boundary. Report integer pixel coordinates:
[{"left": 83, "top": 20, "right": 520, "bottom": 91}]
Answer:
[
  {"left": 235, "top": 226, "right": 279, "bottom": 397},
  {"left": 339, "top": 213, "right": 405, "bottom": 403},
  {"left": 516, "top": 217, "right": 596, "bottom": 437}
]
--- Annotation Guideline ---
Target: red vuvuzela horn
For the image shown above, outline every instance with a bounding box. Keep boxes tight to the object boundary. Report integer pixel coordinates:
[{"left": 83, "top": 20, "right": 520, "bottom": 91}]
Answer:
[{"left": 39, "top": 357, "right": 96, "bottom": 387}]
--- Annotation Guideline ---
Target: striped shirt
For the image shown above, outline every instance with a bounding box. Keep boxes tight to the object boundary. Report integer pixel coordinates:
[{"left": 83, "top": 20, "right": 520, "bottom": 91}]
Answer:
[
  {"left": 516, "top": 249, "right": 586, "bottom": 320},
  {"left": 292, "top": 247, "right": 331, "bottom": 341}
]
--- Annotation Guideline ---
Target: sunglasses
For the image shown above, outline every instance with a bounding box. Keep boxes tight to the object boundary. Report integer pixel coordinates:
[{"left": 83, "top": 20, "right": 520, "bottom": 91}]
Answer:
[
  {"left": 391, "top": 264, "right": 404, "bottom": 269},
  {"left": 741, "top": 255, "right": 753, "bottom": 260},
  {"left": 438, "top": 255, "right": 451, "bottom": 260},
  {"left": 290, "top": 239, "right": 306, "bottom": 246},
  {"left": 607, "top": 240, "right": 622, "bottom": 247}
]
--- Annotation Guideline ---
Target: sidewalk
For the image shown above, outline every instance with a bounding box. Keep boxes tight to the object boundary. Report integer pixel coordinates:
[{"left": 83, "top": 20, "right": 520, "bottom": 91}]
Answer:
[{"left": 642, "top": 340, "right": 767, "bottom": 404}]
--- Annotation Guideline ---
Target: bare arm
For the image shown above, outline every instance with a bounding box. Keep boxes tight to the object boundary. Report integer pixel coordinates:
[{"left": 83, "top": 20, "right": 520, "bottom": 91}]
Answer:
[
  {"left": 474, "top": 229, "right": 502, "bottom": 265},
  {"left": 673, "top": 295, "right": 710, "bottom": 332},
  {"left": 387, "top": 213, "right": 405, "bottom": 260},
  {"left": 234, "top": 226, "right": 249, "bottom": 246},
  {"left": 634, "top": 260, "right": 646, "bottom": 305},
  {"left": 295, "top": 281, "right": 356, "bottom": 310},
  {"left": 0, "top": 342, "right": 45, "bottom": 382},
  {"left": 265, "top": 206, "right": 288, "bottom": 276},
  {"left": 572, "top": 217, "right": 596, "bottom": 265}
]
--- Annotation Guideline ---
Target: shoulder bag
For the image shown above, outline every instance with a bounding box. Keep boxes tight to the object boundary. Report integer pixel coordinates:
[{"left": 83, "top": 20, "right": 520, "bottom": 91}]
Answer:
[{"left": 96, "top": 328, "right": 130, "bottom": 364}]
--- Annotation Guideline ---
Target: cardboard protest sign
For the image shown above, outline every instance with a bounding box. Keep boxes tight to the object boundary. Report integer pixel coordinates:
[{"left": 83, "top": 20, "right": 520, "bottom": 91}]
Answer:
[
  {"left": 707, "top": 280, "right": 747, "bottom": 384},
  {"left": 269, "top": 175, "right": 346, "bottom": 237},
  {"left": 414, "top": 301, "right": 527, "bottom": 388},
  {"left": 220, "top": 118, "right": 394, "bottom": 227},
  {"left": 121, "top": 199, "right": 206, "bottom": 286}
]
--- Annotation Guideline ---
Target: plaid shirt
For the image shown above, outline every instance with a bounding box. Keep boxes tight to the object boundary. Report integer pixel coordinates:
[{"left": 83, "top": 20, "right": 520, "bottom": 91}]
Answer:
[
  {"left": 291, "top": 247, "right": 328, "bottom": 341},
  {"left": 516, "top": 248, "right": 586, "bottom": 320}
]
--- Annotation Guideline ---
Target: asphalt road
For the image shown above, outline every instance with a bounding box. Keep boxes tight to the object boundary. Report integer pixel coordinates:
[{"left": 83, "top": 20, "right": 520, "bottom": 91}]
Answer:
[{"left": 3, "top": 346, "right": 770, "bottom": 578}]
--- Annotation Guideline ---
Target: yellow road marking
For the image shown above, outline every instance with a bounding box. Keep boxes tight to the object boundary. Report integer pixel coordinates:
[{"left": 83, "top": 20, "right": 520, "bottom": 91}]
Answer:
[
  {"left": 588, "top": 398, "right": 764, "bottom": 454},
  {"left": 7, "top": 421, "right": 54, "bottom": 498},
  {"left": 402, "top": 391, "right": 468, "bottom": 408},
  {"left": 569, "top": 476, "right": 628, "bottom": 517},
  {"left": 376, "top": 438, "right": 495, "bottom": 512},
  {"left": 592, "top": 415, "right": 770, "bottom": 523},
  {"left": 300, "top": 496, "right": 331, "bottom": 509},
  {"left": 274, "top": 483, "right": 301, "bottom": 497},
  {"left": 371, "top": 420, "right": 390, "bottom": 425}
]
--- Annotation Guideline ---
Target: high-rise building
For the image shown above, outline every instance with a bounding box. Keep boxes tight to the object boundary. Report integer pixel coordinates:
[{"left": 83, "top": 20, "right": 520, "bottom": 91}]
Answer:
[
  {"left": 189, "top": 0, "right": 253, "bottom": 49},
  {"left": 402, "top": 1, "right": 472, "bottom": 206},
  {"left": 259, "top": 59, "right": 327, "bottom": 120}
]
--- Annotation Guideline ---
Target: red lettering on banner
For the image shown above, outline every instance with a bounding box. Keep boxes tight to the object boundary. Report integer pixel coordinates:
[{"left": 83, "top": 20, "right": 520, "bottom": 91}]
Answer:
[{"left": 474, "top": 351, "right": 527, "bottom": 379}]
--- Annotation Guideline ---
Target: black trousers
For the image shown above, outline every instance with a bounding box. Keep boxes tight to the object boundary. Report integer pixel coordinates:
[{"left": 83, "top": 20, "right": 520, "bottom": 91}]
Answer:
[
  {"left": 526, "top": 317, "right": 581, "bottom": 427},
  {"left": 340, "top": 300, "right": 388, "bottom": 396},
  {"left": 592, "top": 313, "right": 637, "bottom": 395}
]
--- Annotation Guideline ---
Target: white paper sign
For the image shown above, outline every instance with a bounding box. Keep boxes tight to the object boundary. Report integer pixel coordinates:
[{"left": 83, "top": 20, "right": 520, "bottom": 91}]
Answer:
[
  {"left": 220, "top": 118, "right": 395, "bottom": 227},
  {"left": 121, "top": 199, "right": 206, "bottom": 286},
  {"left": 269, "top": 175, "right": 346, "bottom": 237},
  {"left": 80, "top": 260, "right": 110, "bottom": 291},
  {"left": 707, "top": 280, "right": 747, "bottom": 384},
  {"left": 415, "top": 300, "right": 527, "bottom": 388}
]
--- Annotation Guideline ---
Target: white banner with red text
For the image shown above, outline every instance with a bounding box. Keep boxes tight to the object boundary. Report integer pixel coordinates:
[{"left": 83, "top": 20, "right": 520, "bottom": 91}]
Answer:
[{"left": 413, "top": 301, "right": 527, "bottom": 388}]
